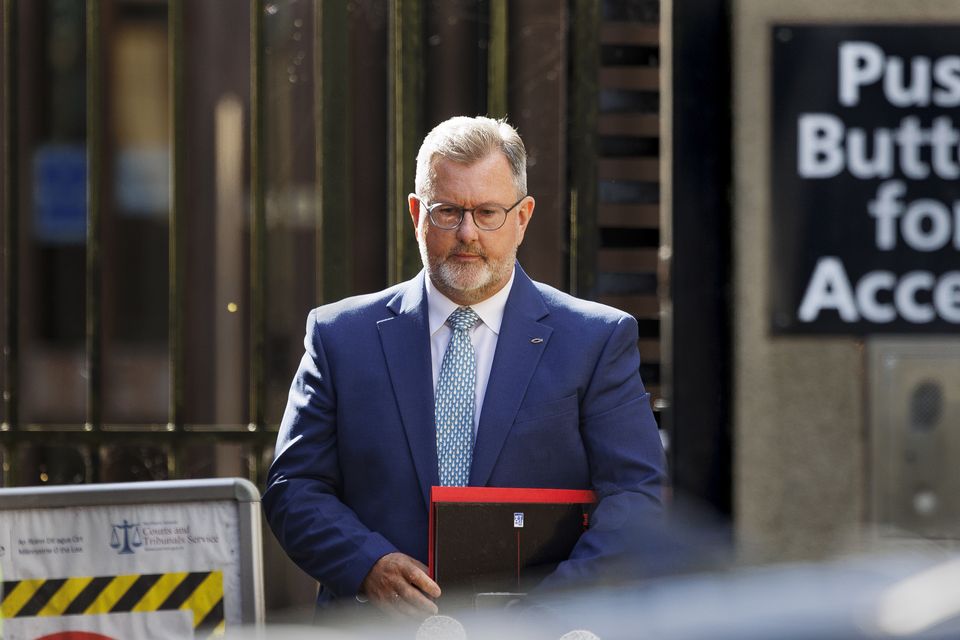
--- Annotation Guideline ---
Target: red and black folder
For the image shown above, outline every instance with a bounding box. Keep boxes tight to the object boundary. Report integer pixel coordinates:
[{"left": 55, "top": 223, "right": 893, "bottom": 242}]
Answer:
[{"left": 428, "top": 487, "right": 596, "bottom": 595}]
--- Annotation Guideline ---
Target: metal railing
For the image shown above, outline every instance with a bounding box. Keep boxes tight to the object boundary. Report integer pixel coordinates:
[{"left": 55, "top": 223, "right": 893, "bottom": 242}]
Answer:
[{"left": 0, "top": 0, "right": 524, "bottom": 488}]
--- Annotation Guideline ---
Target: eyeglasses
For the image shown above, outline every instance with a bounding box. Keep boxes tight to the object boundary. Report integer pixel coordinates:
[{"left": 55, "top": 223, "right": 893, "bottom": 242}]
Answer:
[{"left": 421, "top": 196, "right": 526, "bottom": 231}]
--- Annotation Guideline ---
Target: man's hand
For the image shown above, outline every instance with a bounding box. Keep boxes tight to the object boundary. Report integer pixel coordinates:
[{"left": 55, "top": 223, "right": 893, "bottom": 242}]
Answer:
[{"left": 360, "top": 552, "right": 442, "bottom": 619}]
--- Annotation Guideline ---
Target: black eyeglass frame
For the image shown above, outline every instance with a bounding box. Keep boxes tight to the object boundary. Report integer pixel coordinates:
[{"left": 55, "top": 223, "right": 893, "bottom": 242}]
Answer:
[{"left": 419, "top": 195, "right": 527, "bottom": 231}]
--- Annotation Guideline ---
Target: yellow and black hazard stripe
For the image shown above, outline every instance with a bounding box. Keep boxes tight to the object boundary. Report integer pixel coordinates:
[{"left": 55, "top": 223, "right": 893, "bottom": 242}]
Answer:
[{"left": 1, "top": 571, "right": 224, "bottom": 637}]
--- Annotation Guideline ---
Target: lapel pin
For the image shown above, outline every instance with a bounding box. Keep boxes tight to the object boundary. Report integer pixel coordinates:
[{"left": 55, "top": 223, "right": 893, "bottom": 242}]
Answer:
[{"left": 530, "top": 338, "right": 543, "bottom": 344}]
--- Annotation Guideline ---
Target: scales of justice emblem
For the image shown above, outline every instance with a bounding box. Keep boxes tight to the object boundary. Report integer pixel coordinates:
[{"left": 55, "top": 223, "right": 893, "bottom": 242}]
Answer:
[{"left": 110, "top": 519, "right": 143, "bottom": 554}]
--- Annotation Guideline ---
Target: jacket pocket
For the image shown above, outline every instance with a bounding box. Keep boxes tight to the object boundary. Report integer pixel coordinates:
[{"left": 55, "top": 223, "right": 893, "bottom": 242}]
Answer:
[{"left": 513, "top": 393, "right": 578, "bottom": 425}]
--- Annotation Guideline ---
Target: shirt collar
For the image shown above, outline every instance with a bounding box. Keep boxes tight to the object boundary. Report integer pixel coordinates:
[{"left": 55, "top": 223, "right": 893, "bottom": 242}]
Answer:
[{"left": 426, "top": 267, "right": 515, "bottom": 336}]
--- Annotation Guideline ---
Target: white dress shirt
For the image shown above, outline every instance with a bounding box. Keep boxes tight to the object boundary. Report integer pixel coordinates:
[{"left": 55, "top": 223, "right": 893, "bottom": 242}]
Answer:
[{"left": 425, "top": 268, "right": 515, "bottom": 435}]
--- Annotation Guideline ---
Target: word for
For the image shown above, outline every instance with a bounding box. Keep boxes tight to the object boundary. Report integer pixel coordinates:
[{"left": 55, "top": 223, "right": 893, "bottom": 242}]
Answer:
[{"left": 868, "top": 180, "right": 960, "bottom": 252}]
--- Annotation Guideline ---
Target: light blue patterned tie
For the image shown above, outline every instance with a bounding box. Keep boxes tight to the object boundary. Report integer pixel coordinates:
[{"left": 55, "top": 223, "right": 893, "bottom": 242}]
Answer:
[{"left": 435, "top": 306, "right": 479, "bottom": 487}]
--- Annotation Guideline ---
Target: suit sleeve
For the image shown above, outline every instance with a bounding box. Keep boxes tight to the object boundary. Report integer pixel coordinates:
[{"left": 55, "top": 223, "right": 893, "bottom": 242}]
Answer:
[
  {"left": 539, "top": 313, "right": 667, "bottom": 590},
  {"left": 261, "top": 309, "right": 397, "bottom": 597}
]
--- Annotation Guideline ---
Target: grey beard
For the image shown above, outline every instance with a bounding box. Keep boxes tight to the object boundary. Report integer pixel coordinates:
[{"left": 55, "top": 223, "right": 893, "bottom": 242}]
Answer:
[{"left": 423, "top": 246, "right": 516, "bottom": 304}]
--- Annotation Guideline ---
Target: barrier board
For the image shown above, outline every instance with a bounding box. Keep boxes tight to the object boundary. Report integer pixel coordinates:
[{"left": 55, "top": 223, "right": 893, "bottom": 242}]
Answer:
[{"left": 0, "top": 478, "right": 264, "bottom": 639}]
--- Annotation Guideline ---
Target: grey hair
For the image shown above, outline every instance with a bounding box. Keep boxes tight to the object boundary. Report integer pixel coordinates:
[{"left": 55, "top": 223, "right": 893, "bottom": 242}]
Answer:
[{"left": 415, "top": 116, "right": 527, "bottom": 200}]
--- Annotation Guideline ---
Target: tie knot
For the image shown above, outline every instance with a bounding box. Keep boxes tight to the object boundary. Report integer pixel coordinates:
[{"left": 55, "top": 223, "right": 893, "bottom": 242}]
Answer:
[{"left": 447, "top": 307, "right": 479, "bottom": 332}]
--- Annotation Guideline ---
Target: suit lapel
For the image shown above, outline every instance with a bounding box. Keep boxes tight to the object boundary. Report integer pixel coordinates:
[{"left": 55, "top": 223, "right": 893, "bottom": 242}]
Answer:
[
  {"left": 470, "top": 266, "right": 552, "bottom": 486},
  {"left": 378, "top": 273, "right": 438, "bottom": 510}
]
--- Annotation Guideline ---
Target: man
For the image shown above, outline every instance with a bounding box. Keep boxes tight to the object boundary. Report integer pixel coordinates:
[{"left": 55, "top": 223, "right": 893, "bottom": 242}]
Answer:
[{"left": 263, "top": 116, "right": 666, "bottom": 619}]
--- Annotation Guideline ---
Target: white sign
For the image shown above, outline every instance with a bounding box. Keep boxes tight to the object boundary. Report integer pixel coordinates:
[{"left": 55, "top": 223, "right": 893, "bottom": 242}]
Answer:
[{"left": 0, "top": 501, "right": 240, "bottom": 638}]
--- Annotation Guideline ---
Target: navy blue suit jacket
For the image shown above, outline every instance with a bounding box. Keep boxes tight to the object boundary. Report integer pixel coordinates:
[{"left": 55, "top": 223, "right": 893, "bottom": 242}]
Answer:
[{"left": 262, "top": 265, "right": 666, "bottom": 605}]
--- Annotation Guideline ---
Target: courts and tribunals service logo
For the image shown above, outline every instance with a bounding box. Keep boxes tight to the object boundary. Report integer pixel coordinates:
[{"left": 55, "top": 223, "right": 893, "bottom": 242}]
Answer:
[{"left": 109, "top": 519, "right": 142, "bottom": 554}]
